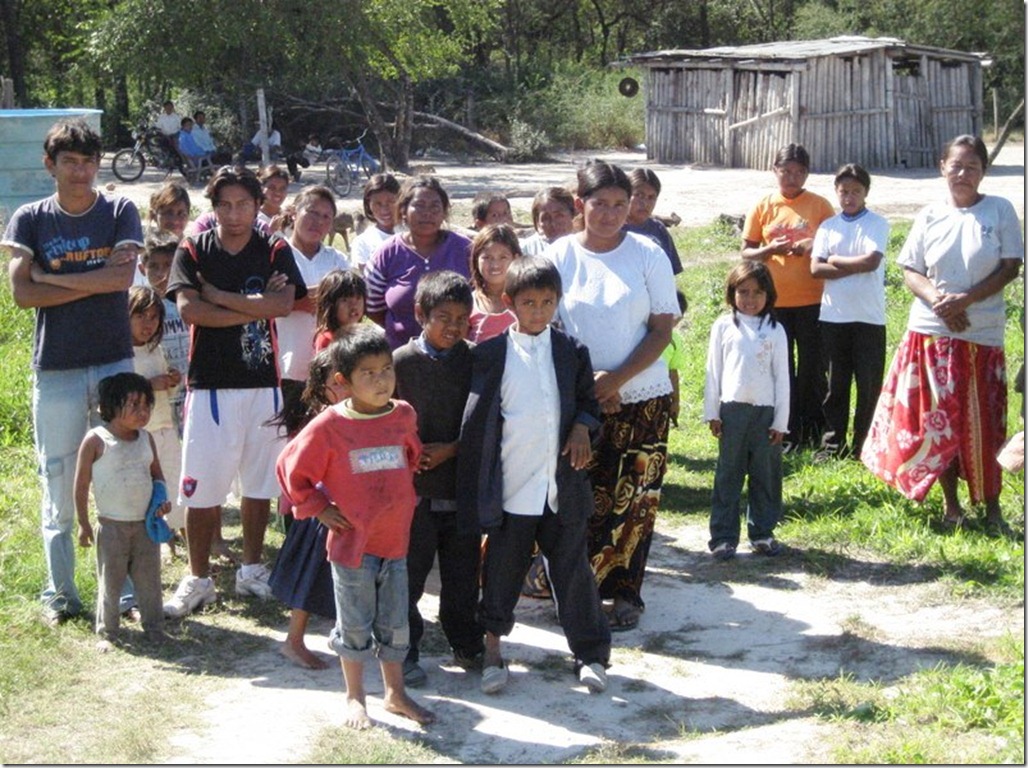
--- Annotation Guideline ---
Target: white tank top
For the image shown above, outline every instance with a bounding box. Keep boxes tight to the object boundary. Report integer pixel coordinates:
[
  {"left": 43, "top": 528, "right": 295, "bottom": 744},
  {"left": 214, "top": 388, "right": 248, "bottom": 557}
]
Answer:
[{"left": 89, "top": 426, "right": 154, "bottom": 521}]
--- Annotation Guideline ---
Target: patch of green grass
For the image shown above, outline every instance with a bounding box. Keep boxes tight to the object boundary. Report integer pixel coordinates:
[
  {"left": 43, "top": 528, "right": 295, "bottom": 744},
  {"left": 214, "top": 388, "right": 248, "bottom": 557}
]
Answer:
[
  {"left": 0, "top": 275, "right": 33, "bottom": 446},
  {"left": 307, "top": 726, "right": 453, "bottom": 764},
  {"left": 568, "top": 740, "right": 679, "bottom": 764},
  {"left": 789, "top": 636, "right": 1024, "bottom": 763}
]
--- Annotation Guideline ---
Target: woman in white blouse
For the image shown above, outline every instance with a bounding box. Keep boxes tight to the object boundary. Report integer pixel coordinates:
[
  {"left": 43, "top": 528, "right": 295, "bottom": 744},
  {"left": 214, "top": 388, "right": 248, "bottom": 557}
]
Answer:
[{"left": 545, "top": 161, "right": 680, "bottom": 632}]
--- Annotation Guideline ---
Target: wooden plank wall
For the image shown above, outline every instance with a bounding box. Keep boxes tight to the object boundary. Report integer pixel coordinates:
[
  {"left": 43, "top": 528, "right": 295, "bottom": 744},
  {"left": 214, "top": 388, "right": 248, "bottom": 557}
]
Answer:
[
  {"left": 645, "top": 65, "right": 729, "bottom": 165},
  {"left": 643, "top": 52, "right": 981, "bottom": 171}
]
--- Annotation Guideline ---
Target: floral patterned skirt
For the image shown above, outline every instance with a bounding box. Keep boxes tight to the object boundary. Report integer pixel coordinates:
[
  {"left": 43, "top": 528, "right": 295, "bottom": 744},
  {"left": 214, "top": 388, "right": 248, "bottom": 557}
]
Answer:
[
  {"left": 861, "top": 331, "right": 1006, "bottom": 504},
  {"left": 588, "top": 396, "right": 671, "bottom": 609}
]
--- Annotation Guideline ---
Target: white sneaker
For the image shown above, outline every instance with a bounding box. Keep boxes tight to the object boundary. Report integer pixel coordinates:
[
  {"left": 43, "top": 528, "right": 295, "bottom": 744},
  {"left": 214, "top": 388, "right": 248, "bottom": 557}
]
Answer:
[
  {"left": 163, "top": 576, "right": 216, "bottom": 618},
  {"left": 578, "top": 662, "right": 607, "bottom": 693},
  {"left": 235, "top": 563, "right": 273, "bottom": 599}
]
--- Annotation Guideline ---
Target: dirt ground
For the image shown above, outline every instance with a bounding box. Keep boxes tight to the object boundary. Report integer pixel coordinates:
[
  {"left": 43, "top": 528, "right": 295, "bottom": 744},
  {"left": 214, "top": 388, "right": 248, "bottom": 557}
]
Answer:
[
  {"left": 97, "top": 144, "right": 1024, "bottom": 763},
  {"left": 158, "top": 518, "right": 1022, "bottom": 764},
  {"left": 99, "top": 141, "right": 1025, "bottom": 233}
]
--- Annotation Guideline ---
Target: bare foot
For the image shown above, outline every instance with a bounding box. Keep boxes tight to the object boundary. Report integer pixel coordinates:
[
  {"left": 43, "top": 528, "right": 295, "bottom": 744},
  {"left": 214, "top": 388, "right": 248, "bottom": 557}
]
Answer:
[
  {"left": 345, "top": 699, "right": 372, "bottom": 729},
  {"left": 280, "top": 641, "right": 329, "bottom": 670},
  {"left": 384, "top": 692, "right": 436, "bottom": 725}
]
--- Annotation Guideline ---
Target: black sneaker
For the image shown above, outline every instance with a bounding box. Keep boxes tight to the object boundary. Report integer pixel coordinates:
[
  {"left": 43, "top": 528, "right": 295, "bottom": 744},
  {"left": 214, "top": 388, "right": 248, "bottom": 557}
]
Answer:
[
  {"left": 711, "top": 542, "right": 736, "bottom": 561},
  {"left": 750, "top": 538, "right": 781, "bottom": 556},
  {"left": 403, "top": 659, "right": 428, "bottom": 688},
  {"left": 452, "top": 649, "right": 484, "bottom": 671}
]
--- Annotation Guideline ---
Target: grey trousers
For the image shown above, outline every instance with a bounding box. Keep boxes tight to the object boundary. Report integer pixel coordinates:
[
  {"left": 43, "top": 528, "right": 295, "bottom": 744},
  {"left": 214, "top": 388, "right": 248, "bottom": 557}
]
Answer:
[
  {"left": 95, "top": 519, "right": 163, "bottom": 635},
  {"left": 709, "top": 402, "right": 783, "bottom": 549}
]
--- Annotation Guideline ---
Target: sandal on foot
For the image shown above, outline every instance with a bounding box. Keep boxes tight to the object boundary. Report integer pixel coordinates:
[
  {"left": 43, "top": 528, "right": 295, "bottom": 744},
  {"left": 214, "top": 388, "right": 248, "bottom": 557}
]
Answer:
[
  {"left": 940, "top": 514, "right": 967, "bottom": 532},
  {"left": 481, "top": 663, "right": 508, "bottom": 694},
  {"left": 608, "top": 603, "right": 641, "bottom": 633}
]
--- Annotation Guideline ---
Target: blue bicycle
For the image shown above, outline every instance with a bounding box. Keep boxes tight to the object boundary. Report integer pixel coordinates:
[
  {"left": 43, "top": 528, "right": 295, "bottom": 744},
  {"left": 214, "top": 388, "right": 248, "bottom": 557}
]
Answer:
[{"left": 325, "top": 129, "right": 380, "bottom": 197}]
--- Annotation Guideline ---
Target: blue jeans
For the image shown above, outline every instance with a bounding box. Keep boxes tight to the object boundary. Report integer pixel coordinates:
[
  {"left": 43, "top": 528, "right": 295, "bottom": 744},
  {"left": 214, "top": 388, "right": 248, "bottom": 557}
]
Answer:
[
  {"left": 709, "top": 402, "right": 783, "bottom": 549},
  {"left": 328, "top": 555, "right": 409, "bottom": 663},
  {"left": 33, "top": 360, "right": 135, "bottom": 616}
]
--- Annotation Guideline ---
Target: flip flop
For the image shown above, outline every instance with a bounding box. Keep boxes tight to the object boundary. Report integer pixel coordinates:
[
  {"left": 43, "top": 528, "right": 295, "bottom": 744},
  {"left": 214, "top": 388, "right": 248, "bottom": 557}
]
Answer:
[
  {"left": 608, "top": 603, "right": 641, "bottom": 633},
  {"left": 481, "top": 664, "right": 508, "bottom": 694}
]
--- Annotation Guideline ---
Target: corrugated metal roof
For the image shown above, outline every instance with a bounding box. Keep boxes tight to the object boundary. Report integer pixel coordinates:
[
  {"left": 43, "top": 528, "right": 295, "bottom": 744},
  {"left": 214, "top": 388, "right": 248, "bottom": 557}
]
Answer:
[{"left": 627, "top": 36, "right": 989, "bottom": 65}]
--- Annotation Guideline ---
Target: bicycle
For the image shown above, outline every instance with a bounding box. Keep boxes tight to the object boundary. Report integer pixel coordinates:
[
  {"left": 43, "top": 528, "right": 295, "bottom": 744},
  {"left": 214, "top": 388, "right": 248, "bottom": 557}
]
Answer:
[{"left": 324, "top": 129, "right": 380, "bottom": 197}]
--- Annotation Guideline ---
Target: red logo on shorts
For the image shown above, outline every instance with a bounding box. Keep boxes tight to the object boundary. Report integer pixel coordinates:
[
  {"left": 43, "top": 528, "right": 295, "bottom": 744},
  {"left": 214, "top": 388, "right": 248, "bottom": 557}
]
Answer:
[{"left": 182, "top": 477, "right": 198, "bottom": 498}]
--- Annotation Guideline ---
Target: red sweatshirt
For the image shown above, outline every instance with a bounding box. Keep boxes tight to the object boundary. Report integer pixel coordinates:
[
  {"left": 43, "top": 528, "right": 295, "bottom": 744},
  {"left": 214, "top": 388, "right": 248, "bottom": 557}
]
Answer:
[{"left": 276, "top": 399, "right": 421, "bottom": 568}]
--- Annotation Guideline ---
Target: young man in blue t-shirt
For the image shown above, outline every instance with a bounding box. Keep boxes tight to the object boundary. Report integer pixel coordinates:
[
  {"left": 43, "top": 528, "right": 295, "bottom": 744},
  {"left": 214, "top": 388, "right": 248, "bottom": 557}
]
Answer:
[{"left": 2, "top": 118, "right": 144, "bottom": 626}]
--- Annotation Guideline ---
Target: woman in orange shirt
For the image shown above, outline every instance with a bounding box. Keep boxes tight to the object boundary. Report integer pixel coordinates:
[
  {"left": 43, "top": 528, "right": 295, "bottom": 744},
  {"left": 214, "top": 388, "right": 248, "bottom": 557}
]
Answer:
[{"left": 741, "top": 143, "right": 835, "bottom": 450}]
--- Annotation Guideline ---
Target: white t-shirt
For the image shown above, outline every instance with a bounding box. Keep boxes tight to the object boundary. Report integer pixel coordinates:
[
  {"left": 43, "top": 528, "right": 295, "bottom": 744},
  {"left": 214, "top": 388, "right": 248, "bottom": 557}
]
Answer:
[
  {"left": 898, "top": 195, "right": 1023, "bottom": 346},
  {"left": 351, "top": 225, "right": 399, "bottom": 272},
  {"left": 500, "top": 327, "right": 560, "bottom": 516},
  {"left": 703, "top": 312, "right": 790, "bottom": 434},
  {"left": 813, "top": 208, "right": 891, "bottom": 325},
  {"left": 519, "top": 232, "right": 552, "bottom": 257},
  {"left": 276, "top": 244, "right": 351, "bottom": 380},
  {"left": 252, "top": 129, "right": 282, "bottom": 148},
  {"left": 545, "top": 232, "right": 680, "bottom": 404},
  {"left": 156, "top": 112, "right": 182, "bottom": 136},
  {"left": 133, "top": 344, "right": 175, "bottom": 432}
]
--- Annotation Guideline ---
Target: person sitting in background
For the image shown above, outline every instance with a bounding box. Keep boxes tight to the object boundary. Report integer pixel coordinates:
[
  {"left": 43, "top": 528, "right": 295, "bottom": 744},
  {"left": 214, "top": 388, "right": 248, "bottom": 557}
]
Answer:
[
  {"left": 252, "top": 122, "right": 309, "bottom": 182},
  {"left": 155, "top": 100, "right": 182, "bottom": 153},
  {"left": 191, "top": 111, "right": 233, "bottom": 166},
  {"left": 176, "top": 117, "right": 212, "bottom": 169}
]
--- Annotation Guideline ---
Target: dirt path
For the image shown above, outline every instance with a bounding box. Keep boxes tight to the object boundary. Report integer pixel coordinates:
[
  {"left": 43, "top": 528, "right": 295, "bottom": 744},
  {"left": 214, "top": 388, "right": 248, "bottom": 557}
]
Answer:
[
  {"left": 161, "top": 515, "right": 1022, "bottom": 764},
  {"left": 99, "top": 142, "right": 1025, "bottom": 231}
]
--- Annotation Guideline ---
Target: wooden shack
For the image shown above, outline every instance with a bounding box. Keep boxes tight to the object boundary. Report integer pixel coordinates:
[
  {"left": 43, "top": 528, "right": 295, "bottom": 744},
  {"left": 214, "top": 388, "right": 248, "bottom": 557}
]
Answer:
[{"left": 627, "top": 36, "right": 990, "bottom": 171}]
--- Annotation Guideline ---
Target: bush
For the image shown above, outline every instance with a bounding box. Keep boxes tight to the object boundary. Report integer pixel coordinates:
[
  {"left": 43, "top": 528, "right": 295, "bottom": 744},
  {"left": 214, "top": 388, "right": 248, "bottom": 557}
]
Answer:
[
  {"left": 515, "top": 62, "right": 645, "bottom": 150},
  {"left": 506, "top": 117, "right": 551, "bottom": 161}
]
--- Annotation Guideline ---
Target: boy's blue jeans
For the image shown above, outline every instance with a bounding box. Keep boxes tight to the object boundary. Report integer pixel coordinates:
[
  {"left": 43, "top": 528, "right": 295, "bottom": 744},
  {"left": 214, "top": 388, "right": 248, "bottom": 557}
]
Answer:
[
  {"left": 329, "top": 555, "right": 410, "bottom": 663},
  {"left": 33, "top": 361, "right": 135, "bottom": 617},
  {"left": 709, "top": 402, "right": 783, "bottom": 549}
]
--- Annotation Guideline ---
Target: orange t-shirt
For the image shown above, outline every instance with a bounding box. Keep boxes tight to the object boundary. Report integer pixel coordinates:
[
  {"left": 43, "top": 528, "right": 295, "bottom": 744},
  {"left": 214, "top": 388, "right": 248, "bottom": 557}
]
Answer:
[{"left": 742, "top": 190, "right": 835, "bottom": 307}]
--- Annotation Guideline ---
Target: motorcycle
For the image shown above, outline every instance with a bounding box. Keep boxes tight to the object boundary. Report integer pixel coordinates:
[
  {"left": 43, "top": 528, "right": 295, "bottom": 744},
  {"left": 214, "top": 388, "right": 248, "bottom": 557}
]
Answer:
[{"left": 110, "top": 123, "right": 192, "bottom": 182}]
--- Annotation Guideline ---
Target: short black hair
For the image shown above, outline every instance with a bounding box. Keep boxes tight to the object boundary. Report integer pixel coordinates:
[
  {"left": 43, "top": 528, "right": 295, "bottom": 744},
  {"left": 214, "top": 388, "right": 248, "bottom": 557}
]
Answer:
[
  {"left": 471, "top": 191, "right": 511, "bottom": 224},
  {"left": 43, "top": 119, "right": 102, "bottom": 162},
  {"left": 773, "top": 143, "right": 811, "bottom": 170},
  {"left": 142, "top": 230, "right": 180, "bottom": 263},
  {"left": 834, "top": 163, "right": 871, "bottom": 191},
  {"left": 503, "top": 256, "right": 562, "bottom": 300},
  {"left": 414, "top": 270, "right": 473, "bottom": 317},
  {"left": 328, "top": 324, "right": 392, "bottom": 379},
  {"left": 98, "top": 372, "right": 154, "bottom": 422},
  {"left": 205, "top": 165, "right": 263, "bottom": 206}
]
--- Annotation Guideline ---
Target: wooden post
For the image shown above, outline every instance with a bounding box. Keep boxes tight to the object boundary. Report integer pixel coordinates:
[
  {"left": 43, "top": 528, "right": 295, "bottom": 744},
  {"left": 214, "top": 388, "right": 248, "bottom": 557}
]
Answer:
[
  {"left": 256, "top": 88, "right": 270, "bottom": 166},
  {"left": 993, "top": 88, "right": 999, "bottom": 137},
  {"left": 1, "top": 77, "right": 13, "bottom": 108}
]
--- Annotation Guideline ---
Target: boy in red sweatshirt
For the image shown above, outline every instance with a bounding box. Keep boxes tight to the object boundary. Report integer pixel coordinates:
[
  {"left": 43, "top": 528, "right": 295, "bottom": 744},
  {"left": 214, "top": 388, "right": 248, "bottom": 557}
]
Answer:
[{"left": 276, "top": 324, "right": 434, "bottom": 730}]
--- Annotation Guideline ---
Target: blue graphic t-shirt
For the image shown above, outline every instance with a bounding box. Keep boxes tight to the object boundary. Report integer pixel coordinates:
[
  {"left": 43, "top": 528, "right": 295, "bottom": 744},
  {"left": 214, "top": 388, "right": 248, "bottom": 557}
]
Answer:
[{"left": 1, "top": 193, "right": 144, "bottom": 370}]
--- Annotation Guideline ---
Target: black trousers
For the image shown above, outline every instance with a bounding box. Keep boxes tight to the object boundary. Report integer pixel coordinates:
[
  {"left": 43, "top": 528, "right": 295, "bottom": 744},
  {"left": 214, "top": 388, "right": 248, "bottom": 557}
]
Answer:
[
  {"left": 479, "top": 507, "right": 610, "bottom": 667},
  {"left": 820, "top": 321, "right": 886, "bottom": 457},
  {"left": 405, "top": 499, "right": 484, "bottom": 662},
  {"left": 776, "top": 304, "right": 827, "bottom": 446}
]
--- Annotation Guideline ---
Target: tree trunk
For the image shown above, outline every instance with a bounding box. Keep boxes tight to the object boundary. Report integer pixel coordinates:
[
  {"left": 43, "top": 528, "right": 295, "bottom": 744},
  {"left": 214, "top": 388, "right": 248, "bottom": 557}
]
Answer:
[
  {"left": 411, "top": 110, "right": 511, "bottom": 161},
  {"left": 988, "top": 98, "right": 1024, "bottom": 167},
  {"left": 0, "top": 0, "right": 26, "bottom": 105}
]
